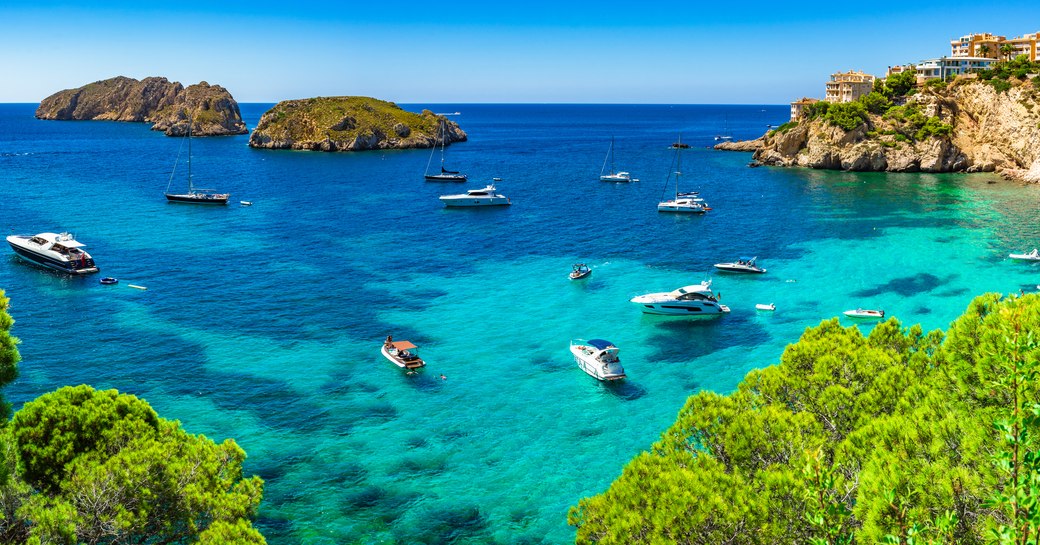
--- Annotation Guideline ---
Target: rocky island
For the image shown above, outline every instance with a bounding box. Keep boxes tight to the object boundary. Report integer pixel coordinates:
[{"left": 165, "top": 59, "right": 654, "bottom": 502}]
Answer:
[
  {"left": 247, "top": 96, "right": 466, "bottom": 152},
  {"left": 36, "top": 76, "right": 247, "bottom": 136},
  {"left": 746, "top": 61, "right": 1040, "bottom": 182}
]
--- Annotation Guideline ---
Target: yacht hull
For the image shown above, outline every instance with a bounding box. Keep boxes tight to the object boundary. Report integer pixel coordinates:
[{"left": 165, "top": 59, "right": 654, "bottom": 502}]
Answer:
[
  {"left": 569, "top": 347, "right": 625, "bottom": 381},
  {"left": 381, "top": 345, "right": 425, "bottom": 369},
  {"left": 439, "top": 197, "right": 510, "bottom": 207},
  {"left": 658, "top": 204, "right": 706, "bottom": 213},
  {"left": 165, "top": 193, "right": 230, "bottom": 205},
  {"left": 425, "top": 174, "right": 468, "bottom": 182},
  {"left": 7, "top": 242, "right": 98, "bottom": 275},
  {"left": 634, "top": 302, "right": 726, "bottom": 316},
  {"left": 714, "top": 264, "right": 766, "bottom": 274}
]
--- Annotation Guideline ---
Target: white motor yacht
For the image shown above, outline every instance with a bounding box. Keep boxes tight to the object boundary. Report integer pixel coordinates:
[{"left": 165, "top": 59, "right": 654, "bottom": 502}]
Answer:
[
  {"left": 569, "top": 339, "right": 626, "bottom": 381},
  {"left": 6, "top": 232, "right": 99, "bottom": 275},
  {"left": 439, "top": 184, "right": 511, "bottom": 207},
  {"left": 843, "top": 308, "right": 885, "bottom": 320},
  {"left": 381, "top": 338, "right": 426, "bottom": 369},
  {"left": 630, "top": 280, "right": 730, "bottom": 316},
  {"left": 1009, "top": 249, "right": 1040, "bottom": 261},
  {"left": 714, "top": 257, "right": 766, "bottom": 274}
]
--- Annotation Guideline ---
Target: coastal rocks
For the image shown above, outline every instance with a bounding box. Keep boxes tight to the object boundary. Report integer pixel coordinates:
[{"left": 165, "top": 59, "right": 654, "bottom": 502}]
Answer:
[
  {"left": 713, "top": 138, "right": 764, "bottom": 152},
  {"left": 35, "top": 76, "right": 247, "bottom": 136},
  {"left": 248, "top": 96, "right": 467, "bottom": 152},
  {"left": 754, "top": 80, "right": 1040, "bottom": 180}
]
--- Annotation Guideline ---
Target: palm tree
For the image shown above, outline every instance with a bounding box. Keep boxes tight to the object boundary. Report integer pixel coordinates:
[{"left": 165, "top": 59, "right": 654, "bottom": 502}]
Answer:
[
  {"left": 1000, "top": 43, "right": 1015, "bottom": 62},
  {"left": 978, "top": 44, "right": 991, "bottom": 58}
]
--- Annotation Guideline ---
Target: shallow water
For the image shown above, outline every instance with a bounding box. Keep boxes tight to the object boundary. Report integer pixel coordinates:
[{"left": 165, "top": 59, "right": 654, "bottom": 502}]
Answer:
[{"left": 1, "top": 103, "right": 1037, "bottom": 544}]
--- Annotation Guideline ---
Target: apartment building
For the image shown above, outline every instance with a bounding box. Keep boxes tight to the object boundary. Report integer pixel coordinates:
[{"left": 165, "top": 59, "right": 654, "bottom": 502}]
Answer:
[
  {"left": 916, "top": 56, "right": 996, "bottom": 82},
  {"left": 824, "top": 71, "right": 875, "bottom": 103},
  {"left": 789, "top": 97, "right": 820, "bottom": 121},
  {"left": 950, "top": 31, "right": 1038, "bottom": 61}
]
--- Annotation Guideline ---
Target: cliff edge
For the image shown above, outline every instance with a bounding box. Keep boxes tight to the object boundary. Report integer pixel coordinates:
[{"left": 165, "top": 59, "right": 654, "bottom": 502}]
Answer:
[
  {"left": 247, "top": 96, "right": 466, "bottom": 151},
  {"left": 36, "top": 76, "right": 247, "bottom": 136},
  {"left": 753, "top": 77, "right": 1040, "bottom": 181}
]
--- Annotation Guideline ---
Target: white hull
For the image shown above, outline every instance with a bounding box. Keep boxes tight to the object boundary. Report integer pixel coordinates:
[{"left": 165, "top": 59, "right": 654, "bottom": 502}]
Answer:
[
  {"left": 843, "top": 309, "right": 885, "bottom": 320},
  {"left": 600, "top": 173, "right": 632, "bottom": 183},
  {"left": 630, "top": 282, "right": 729, "bottom": 316},
  {"left": 439, "top": 196, "right": 511, "bottom": 207},
  {"left": 1009, "top": 250, "right": 1040, "bottom": 261},
  {"left": 633, "top": 302, "right": 728, "bottom": 316},
  {"left": 7, "top": 233, "right": 99, "bottom": 275},
  {"left": 381, "top": 344, "right": 425, "bottom": 369},
  {"left": 658, "top": 202, "right": 707, "bottom": 213},
  {"left": 569, "top": 345, "right": 625, "bottom": 381},
  {"left": 756, "top": 303, "right": 776, "bottom": 311}
]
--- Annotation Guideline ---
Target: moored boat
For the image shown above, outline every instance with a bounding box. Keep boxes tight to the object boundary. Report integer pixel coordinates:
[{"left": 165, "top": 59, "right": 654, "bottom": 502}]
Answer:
[
  {"left": 381, "top": 338, "right": 426, "bottom": 369},
  {"left": 1009, "top": 249, "right": 1040, "bottom": 261},
  {"left": 630, "top": 280, "right": 730, "bottom": 316},
  {"left": 164, "top": 114, "right": 230, "bottom": 205},
  {"left": 600, "top": 137, "right": 636, "bottom": 182},
  {"left": 714, "top": 257, "right": 766, "bottom": 274},
  {"left": 6, "top": 232, "right": 99, "bottom": 275},
  {"left": 569, "top": 339, "right": 626, "bottom": 381},
  {"left": 569, "top": 263, "right": 592, "bottom": 280},
  {"left": 658, "top": 135, "right": 710, "bottom": 214},
  {"left": 843, "top": 308, "right": 885, "bottom": 320},
  {"left": 439, "top": 184, "right": 510, "bottom": 207},
  {"left": 755, "top": 303, "right": 775, "bottom": 311}
]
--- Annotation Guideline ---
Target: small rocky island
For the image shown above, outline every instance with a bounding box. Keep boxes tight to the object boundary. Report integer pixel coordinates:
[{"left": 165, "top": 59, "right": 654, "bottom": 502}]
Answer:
[
  {"left": 36, "top": 76, "right": 247, "bottom": 136},
  {"left": 745, "top": 71, "right": 1040, "bottom": 182},
  {"left": 248, "top": 96, "right": 466, "bottom": 151}
]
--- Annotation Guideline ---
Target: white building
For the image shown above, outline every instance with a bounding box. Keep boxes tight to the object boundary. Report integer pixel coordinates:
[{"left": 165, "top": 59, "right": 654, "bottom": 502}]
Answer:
[{"left": 916, "top": 56, "right": 996, "bottom": 82}]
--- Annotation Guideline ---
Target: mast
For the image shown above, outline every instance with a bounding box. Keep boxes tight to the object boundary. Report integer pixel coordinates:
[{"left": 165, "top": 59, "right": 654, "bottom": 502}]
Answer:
[
  {"left": 675, "top": 134, "right": 682, "bottom": 198},
  {"left": 610, "top": 136, "right": 616, "bottom": 175},
  {"left": 439, "top": 120, "right": 446, "bottom": 169},
  {"left": 187, "top": 112, "right": 193, "bottom": 193}
]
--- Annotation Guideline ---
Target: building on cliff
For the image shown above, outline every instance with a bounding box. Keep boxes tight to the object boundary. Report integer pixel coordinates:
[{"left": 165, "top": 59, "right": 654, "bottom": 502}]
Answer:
[
  {"left": 824, "top": 71, "right": 874, "bottom": 103},
  {"left": 950, "top": 31, "right": 1038, "bottom": 61},
  {"left": 789, "top": 97, "right": 820, "bottom": 121},
  {"left": 916, "top": 56, "right": 996, "bottom": 82}
]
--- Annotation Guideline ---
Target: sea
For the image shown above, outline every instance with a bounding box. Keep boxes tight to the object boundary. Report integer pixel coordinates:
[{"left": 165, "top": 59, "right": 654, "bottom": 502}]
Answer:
[{"left": 1, "top": 102, "right": 1039, "bottom": 544}]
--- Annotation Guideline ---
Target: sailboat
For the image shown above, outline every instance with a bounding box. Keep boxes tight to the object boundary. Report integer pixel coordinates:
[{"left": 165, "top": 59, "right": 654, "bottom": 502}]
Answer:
[
  {"left": 658, "top": 135, "right": 710, "bottom": 214},
  {"left": 424, "top": 120, "right": 467, "bottom": 182},
  {"left": 164, "top": 113, "right": 230, "bottom": 205},
  {"left": 714, "top": 114, "right": 733, "bottom": 142},
  {"left": 599, "top": 136, "right": 634, "bottom": 182}
]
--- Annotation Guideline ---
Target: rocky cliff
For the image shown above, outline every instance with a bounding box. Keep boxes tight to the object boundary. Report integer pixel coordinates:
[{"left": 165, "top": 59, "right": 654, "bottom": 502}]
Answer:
[
  {"left": 247, "top": 96, "right": 466, "bottom": 151},
  {"left": 753, "top": 79, "right": 1040, "bottom": 182},
  {"left": 35, "top": 76, "right": 247, "bottom": 136}
]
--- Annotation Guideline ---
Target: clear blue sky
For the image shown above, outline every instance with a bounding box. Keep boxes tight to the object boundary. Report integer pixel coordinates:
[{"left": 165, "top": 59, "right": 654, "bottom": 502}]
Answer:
[{"left": 2, "top": 1, "right": 1039, "bottom": 104}]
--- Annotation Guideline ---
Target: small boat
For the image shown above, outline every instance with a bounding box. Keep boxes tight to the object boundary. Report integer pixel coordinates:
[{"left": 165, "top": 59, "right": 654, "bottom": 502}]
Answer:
[
  {"left": 630, "top": 280, "right": 730, "bottom": 316},
  {"left": 6, "top": 232, "right": 99, "bottom": 275},
  {"left": 99, "top": 277, "right": 119, "bottom": 285},
  {"left": 128, "top": 284, "right": 148, "bottom": 290},
  {"left": 381, "top": 338, "right": 426, "bottom": 369},
  {"left": 164, "top": 113, "right": 230, "bottom": 205},
  {"left": 439, "top": 184, "right": 511, "bottom": 207},
  {"left": 569, "top": 263, "right": 592, "bottom": 280},
  {"left": 658, "top": 136, "right": 710, "bottom": 214},
  {"left": 424, "top": 120, "right": 467, "bottom": 181},
  {"left": 843, "top": 308, "right": 885, "bottom": 320},
  {"left": 714, "top": 257, "right": 766, "bottom": 274},
  {"left": 600, "top": 137, "right": 634, "bottom": 182},
  {"left": 1009, "top": 249, "right": 1040, "bottom": 261},
  {"left": 756, "top": 303, "right": 776, "bottom": 311},
  {"left": 240, "top": 201, "right": 253, "bottom": 206},
  {"left": 569, "top": 339, "right": 626, "bottom": 381}
]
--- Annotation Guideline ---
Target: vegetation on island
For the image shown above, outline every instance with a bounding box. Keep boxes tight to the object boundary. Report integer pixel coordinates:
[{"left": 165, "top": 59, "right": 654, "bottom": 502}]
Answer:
[
  {"left": 0, "top": 290, "right": 266, "bottom": 544},
  {"left": 570, "top": 292, "right": 1040, "bottom": 545},
  {"left": 248, "top": 96, "right": 466, "bottom": 152}
]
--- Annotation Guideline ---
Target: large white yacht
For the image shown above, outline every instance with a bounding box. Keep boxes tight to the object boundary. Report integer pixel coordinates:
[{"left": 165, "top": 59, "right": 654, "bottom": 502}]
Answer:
[
  {"left": 569, "top": 339, "right": 626, "bottom": 381},
  {"left": 6, "top": 232, "right": 99, "bottom": 275},
  {"left": 629, "top": 281, "right": 730, "bottom": 316},
  {"left": 439, "top": 184, "right": 511, "bottom": 207}
]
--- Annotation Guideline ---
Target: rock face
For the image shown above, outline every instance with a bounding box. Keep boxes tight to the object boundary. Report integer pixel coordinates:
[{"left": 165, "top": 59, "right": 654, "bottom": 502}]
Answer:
[
  {"left": 753, "top": 79, "right": 1040, "bottom": 181},
  {"left": 248, "top": 96, "right": 467, "bottom": 151},
  {"left": 714, "top": 138, "right": 764, "bottom": 152},
  {"left": 35, "top": 76, "right": 247, "bottom": 136}
]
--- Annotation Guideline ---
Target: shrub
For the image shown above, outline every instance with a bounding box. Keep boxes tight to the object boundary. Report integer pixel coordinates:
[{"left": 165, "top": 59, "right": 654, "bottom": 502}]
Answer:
[
  {"left": 894, "top": 133, "right": 910, "bottom": 143},
  {"left": 858, "top": 91, "right": 892, "bottom": 115},
  {"left": 914, "top": 116, "right": 953, "bottom": 140},
  {"left": 824, "top": 102, "right": 869, "bottom": 131},
  {"left": 775, "top": 121, "right": 799, "bottom": 133},
  {"left": 804, "top": 101, "right": 830, "bottom": 120},
  {"left": 991, "top": 79, "right": 1012, "bottom": 93}
]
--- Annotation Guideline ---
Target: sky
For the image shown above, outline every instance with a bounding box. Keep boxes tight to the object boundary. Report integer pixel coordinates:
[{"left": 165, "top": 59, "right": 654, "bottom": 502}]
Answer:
[{"left": 2, "top": 1, "right": 1039, "bottom": 104}]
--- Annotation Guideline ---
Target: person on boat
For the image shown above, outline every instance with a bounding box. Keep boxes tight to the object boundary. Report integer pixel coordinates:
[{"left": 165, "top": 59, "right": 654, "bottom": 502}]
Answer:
[{"left": 385, "top": 335, "right": 393, "bottom": 348}]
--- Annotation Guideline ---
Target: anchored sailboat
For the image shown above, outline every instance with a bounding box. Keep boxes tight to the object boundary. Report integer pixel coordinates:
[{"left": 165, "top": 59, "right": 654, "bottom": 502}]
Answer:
[
  {"left": 424, "top": 120, "right": 467, "bottom": 182},
  {"left": 658, "top": 134, "right": 710, "bottom": 214},
  {"left": 599, "top": 136, "right": 635, "bottom": 182},
  {"left": 164, "top": 113, "right": 229, "bottom": 205}
]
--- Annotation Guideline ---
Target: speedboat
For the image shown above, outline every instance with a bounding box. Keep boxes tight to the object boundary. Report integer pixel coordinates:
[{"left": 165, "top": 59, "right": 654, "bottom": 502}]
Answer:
[
  {"left": 569, "top": 339, "right": 626, "bottom": 381},
  {"left": 381, "top": 339, "right": 426, "bottom": 369},
  {"left": 629, "top": 280, "right": 730, "bottom": 316},
  {"left": 6, "top": 232, "right": 99, "bottom": 275},
  {"left": 843, "top": 308, "right": 885, "bottom": 320},
  {"left": 755, "top": 303, "right": 776, "bottom": 311},
  {"left": 439, "top": 184, "right": 510, "bottom": 207},
  {"left": 569, "top": 263, "right": 592, "bottom": 280},
  {"left": 1009, "top": 249, "right": 1040, "bottom": 261},
  {"left": 714, "top": 257, "right": 766, "bottom": 274}
]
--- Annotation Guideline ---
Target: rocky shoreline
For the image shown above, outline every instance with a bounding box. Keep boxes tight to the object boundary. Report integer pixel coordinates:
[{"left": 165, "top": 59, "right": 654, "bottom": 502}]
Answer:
[{"left": 36, "top": 76, "right": 247, "bottom": 136}]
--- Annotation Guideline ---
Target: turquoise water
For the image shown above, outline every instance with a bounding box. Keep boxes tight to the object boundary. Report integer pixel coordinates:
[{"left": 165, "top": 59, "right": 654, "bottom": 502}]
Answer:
[{"left": 1, "top": 103, "right": 1039, "bottom": 544}]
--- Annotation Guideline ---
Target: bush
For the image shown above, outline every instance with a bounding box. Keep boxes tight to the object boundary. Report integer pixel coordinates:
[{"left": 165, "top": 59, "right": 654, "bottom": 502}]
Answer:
[
  {"left": 804, "top": 101, "right": 830, "bottom": 120},
  {"left": 914, "top": 116, "right": 953, "bottom": 140},
  {"left": 883, "top": 70, "right": 917, "bottom": 98},
  {"left": 894, "top": 133, "right": 910, "bottom": 143},
  {"left": 824, "top": 102, "right": 868, "bottom": 131},
  {"left": 858, "top": 91, "right": 892, "bottom": 115},
  {"left": 775, "top": 121, "right": 799, "bottom": 133},
  {"left": 991, "top": 79, "right": 1012, "bottom": 93}
]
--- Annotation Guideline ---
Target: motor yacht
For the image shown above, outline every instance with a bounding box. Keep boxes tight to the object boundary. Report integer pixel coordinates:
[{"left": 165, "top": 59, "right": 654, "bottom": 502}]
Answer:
[
  {"left": 629, "top": 281, "right": 730, "bottom": 316},
  {"left": 439, "top": 184, "right": 510, "bottom": 207},
  {"left": 843, "top": 308, "right": 885, "bottom": 320},
  {"left": 6, "top": 232, "right": 99, "bottom": 275},
  {"left": 381, "top": 338, "right": 426, "bottom": 369},
  {"left": 1009, "top": 249, "right": 1040, "bottom": 261},
  {"left": 569, "top": 339, "right": 626, "bottom": 381},
  {"left": 569, "top": 263, "right": 592, "bottom": 280},
  {"left": 714, "top": 257, "right": 766, "bottom": 274}
]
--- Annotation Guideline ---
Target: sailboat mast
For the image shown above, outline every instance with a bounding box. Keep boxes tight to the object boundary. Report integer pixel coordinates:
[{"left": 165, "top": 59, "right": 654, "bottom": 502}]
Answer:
[
  {"left": 187, "top": 113, "right": 193, "bottom": 193},
  {"left": 675, "top": 134, "right": 682, "bottom": 197},
  {"left": 610, "top": 136, "right": 615, "bottom": 174}
]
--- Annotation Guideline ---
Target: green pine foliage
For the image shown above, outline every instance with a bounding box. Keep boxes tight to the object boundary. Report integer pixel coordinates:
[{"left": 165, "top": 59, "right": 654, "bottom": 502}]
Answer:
[
  {"left": 823, "top": 102, "right": 869, "bottom": 131},
  {"left": 0, "top": 291, "right": 19, "bottom": 422},
  {"left": 570, "top": 293, "right": 1040, "bottom": 545}
]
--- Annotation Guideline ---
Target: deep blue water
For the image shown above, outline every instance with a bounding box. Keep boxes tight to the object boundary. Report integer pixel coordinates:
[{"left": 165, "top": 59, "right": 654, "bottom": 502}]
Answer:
[{"left": 1, "top": 102, "right": 1039, "bottom": 544}]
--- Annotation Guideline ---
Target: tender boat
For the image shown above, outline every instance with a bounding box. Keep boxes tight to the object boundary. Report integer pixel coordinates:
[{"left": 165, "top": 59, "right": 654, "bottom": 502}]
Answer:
[
  {"left": 756, "top": 303, "right": 775, "bottom": 311},
  {"left": 569, "top": 263, "right": 592, "bottom": 280},
  {"left": 630, "top": 280, "right": 730, "bottom": 316},
  {"left": 6, "top": 232, "right": 99, "bottom": 275},
  {"left": 99, "top": 277, "right": 119, "bottom": 285},
  {"left": 1009, "top": 249, "right": 1040, "bottom": 261},
  {"left": 843, "top": 308, "right": 885, "bottom": 320},
  {"left": 569, "top": 339, "right": 626, "bottom": 381},
  {"left": 381, "top": 339, "right": 426, "bottom": 369},
  {"left": 714, "top": 257, "right": 766, "bottom": 274},
  {"left": 439, "top": 184, "right": 511, "bottom": 207}
]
